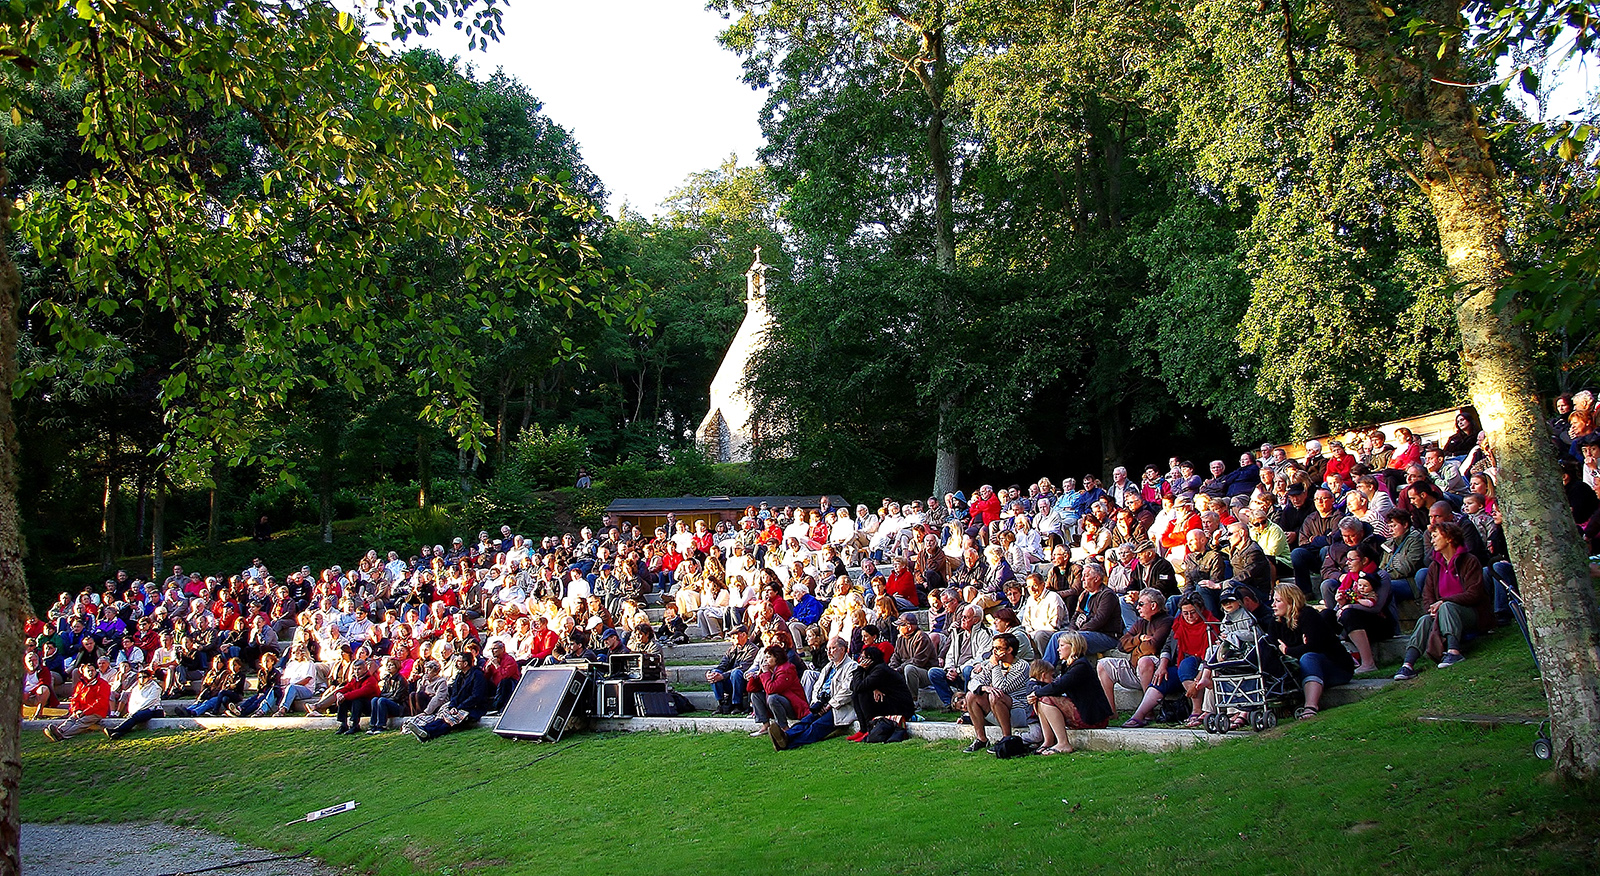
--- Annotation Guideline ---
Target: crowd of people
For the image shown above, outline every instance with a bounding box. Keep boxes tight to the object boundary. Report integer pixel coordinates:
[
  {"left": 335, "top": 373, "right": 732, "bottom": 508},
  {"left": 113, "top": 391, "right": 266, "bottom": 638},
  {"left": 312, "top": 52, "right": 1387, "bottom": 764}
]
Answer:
[{"left": 30, "top": 399, "right": 1590, "bottom": 754}]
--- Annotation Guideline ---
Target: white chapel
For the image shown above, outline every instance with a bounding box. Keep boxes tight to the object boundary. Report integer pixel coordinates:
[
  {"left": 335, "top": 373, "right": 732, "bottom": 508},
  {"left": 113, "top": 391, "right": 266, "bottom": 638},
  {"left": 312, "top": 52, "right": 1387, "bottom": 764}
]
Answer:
[{"left": 696, "top": 249, "right": 773, "bottom": 463}]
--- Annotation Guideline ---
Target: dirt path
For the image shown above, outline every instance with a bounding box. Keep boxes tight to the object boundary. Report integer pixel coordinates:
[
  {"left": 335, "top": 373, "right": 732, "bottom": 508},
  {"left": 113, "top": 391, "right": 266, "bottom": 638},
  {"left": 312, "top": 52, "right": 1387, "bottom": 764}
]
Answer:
[{"left": 22, "top": 823, "right": 343, "bottom": 876}]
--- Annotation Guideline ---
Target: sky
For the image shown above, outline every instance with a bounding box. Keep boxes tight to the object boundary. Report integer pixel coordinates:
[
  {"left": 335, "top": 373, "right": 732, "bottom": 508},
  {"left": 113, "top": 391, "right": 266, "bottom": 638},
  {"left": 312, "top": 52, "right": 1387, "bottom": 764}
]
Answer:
[{"left": 404, "top": 0, "right": 768, "bottom": 218}]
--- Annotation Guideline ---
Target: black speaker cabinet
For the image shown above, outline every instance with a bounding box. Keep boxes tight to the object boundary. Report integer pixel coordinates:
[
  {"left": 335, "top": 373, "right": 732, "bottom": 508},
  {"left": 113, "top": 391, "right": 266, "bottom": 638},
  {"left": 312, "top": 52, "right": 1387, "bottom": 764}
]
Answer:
[
  {"left": 595, "top": 679, "right": 670, "bottom": 718},
  {"left": 494, "top": 665, "right": 589, "bottom": 742}
]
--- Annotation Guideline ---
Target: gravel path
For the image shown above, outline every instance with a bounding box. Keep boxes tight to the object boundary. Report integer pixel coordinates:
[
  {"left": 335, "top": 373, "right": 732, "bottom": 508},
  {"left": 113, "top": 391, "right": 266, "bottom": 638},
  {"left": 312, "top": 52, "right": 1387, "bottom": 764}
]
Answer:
[{"left": 22, "top": 823, "right": 343, "bottom": 876}]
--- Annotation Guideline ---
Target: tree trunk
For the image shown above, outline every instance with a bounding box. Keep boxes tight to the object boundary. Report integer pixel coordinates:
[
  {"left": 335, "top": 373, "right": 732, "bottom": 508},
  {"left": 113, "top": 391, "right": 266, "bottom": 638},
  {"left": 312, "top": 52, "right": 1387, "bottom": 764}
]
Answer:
[
  {"left": 495, "top": 383, "right": 509, "bottom": 465},
  {"left": 1099, "top": 399, "right": 1125, "bottom": 475},
  {"left": 136, "top": 464, "right": 148, "bottom": 542},
  {"left": 416, "top": 432, "right": 432, "bottom": 509},
  {"left": 520, "top": 381, "right": 534, "bottom": 432},
  {"left": 0, "top": 158, "right": 30, "bottom": 876},
  {"left": 1330, "top": 0, "right": 1600, "bottom": 780},
  {"left": 151, "top": 474, "right": 166, "bottom": 579},
  {"left": 100, "top": 469, "right": 118, "bottom": 573},
  {"left": 933, "top": 398, "right": 960, "bottom": 498},
  {"left": 458, "top": 444, "right": 473, "bottom": 498},
  {"left": 206, "top": 459, "right": 222, "bottom": 551}
]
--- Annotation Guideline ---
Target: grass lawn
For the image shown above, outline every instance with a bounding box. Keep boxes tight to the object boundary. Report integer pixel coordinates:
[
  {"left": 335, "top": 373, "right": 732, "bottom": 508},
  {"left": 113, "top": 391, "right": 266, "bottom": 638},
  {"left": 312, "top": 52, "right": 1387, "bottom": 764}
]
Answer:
[{"left": 21, "top": 633, "right": 1600, "bottom": 876}]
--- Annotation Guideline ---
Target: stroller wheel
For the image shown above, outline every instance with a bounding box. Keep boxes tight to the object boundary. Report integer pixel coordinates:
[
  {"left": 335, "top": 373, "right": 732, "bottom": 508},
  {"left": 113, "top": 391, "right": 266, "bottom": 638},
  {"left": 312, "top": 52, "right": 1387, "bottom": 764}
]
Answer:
[
  {"left": 1265, "top": 711, "right": 1278, "bottom": 729},
  {"left": 1533, "top": 720, "right": 1553, "bottom": 760},
  {"left": 1203, "top": 713, "right": 1218, "bottom": 734},
  {"left": 1250, "top": 711, "right": 1267, "bottom": 732}
]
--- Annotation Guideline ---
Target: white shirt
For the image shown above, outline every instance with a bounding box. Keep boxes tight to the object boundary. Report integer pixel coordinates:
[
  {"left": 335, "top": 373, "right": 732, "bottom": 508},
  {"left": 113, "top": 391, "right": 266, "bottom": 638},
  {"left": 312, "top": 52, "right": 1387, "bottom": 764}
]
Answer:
[
  {"left": 127, "top": 680, "right": 163, "bottom": 714},
  {"left": 725, "top": 555, "right": 758, "bottom": 589}
]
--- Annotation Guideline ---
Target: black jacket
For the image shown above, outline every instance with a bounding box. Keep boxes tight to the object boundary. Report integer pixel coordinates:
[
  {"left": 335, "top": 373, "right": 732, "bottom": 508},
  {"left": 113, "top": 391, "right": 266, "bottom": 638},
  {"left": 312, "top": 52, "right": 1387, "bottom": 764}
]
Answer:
[{"left": 447, "top": 666, "right": 492, "bottom": 718}]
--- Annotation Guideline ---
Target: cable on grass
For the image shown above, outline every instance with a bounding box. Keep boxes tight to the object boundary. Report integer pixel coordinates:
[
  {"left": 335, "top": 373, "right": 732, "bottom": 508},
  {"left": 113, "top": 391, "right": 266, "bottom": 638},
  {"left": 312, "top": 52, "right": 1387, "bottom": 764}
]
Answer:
[{"left": 147, "top": 738, "right": 583, "bottom": 876}]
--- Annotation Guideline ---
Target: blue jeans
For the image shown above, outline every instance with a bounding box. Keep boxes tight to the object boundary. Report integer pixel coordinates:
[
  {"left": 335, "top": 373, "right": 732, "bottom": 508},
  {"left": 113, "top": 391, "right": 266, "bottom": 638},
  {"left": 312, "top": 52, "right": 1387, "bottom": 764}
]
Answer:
[
  {"left": 279, "top": 684, "right": 312, "bottom": 713},
  {"left": 928, "top": 665, "right": 973, "bottom": 707},
  {"left": 711, "top": 668, "right": 747, "bottom": 707},
  {"left": 783, "top": 711, "right": 837, "bottom": 749},
  {"left": 370, "top": 696, "right": 404, "bottom": 729},
  {"left": 1489, "top": 561, "right": 1517, "bottom": 615},
  {"left": 1298, "top": 652, "right": 1352, "bottom": 688},
  {"left": 336, "top": 696, "right": 371, "bottom": 730},
  {"left": 1290, "top": 546, "right": 1323, "bottom": 595},
  {"left": 1044, "top": 630, "right": 1119, "bottom": 663},
  {"left": 187, "top": 693, "right": 236, "bottom": 716},
  {"left": 1153, "top": 656, "right": 1202, "bottom": 696},
  {"left": 239, "top": 688, "right": 281, "bottom": 716},
  {"left": 108, "top": 707, "right": 162, "bottom": 739}
]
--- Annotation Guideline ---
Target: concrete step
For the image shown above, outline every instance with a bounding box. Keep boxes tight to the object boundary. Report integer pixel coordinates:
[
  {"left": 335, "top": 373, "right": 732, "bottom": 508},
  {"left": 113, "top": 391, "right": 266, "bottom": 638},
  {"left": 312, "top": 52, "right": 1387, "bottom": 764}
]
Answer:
[
  {"left": 645, "top": 607, "right": 665, "bottom": 623},
  {"left": 590, "top": 716, "right": 1243, "bottom": 752},
  {"left": 661, "top": 640, "right": 730, "bottom": 661},
  {"left": 667, "top": 666, "right": 717, "bottom": 684}
]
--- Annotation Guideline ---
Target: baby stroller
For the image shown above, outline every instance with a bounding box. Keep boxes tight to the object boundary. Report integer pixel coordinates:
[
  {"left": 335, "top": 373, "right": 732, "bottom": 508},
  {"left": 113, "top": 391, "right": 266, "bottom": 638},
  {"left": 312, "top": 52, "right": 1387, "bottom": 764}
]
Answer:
[{"left": 1201, "top": 614, "right": 1300, "bottom": 734}]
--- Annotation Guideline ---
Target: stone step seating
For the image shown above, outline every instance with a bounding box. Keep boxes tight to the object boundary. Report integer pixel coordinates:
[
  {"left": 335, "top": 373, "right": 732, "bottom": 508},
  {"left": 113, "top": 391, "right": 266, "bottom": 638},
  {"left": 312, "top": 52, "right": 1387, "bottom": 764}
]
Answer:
[
  {"left": 672, "top": 677, "right": 1393, "bottom": 715},
  {"left": 664, "top": 636, "right": 1410, "bottom": 685},
  {"left": 590, "top": 716, "right": 1243, "bottom": 752},
  {"left": 29, "top": 669, "right": 1395, "bottom": 755}
]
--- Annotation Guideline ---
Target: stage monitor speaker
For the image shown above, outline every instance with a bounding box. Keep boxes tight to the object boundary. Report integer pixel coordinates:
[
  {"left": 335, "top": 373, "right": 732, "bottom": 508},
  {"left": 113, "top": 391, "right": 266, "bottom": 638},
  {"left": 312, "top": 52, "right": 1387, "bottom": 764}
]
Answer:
[
  {"left": 607, "top": 652, "right": 665, "bottom": 681},
  {"left": 494, "top": 665, "right": 589, "bottom": 742},
  {"left": 594, "top": 679, "right": 670, "bottom": 718},
  {"left": 633, "top": 690, "right": 678, "bottom": 718}
]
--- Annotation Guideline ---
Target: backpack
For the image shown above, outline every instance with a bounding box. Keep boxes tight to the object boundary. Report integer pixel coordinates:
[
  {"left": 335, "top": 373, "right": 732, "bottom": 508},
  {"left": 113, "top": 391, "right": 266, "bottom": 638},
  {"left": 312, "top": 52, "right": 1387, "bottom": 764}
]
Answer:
[
  {"left": 863, "top": 717, "right": 901, "bottom": 743},
  {"left": 989, "top": 735, "right": 1033, "bottom": 758}
]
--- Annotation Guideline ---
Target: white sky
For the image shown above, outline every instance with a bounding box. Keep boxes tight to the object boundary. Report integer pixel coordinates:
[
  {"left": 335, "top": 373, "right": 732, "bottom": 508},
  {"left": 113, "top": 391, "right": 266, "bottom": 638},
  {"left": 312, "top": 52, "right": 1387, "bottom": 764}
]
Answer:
[{"left": 404, "top": 0, "right": 768, "bottom": 217}]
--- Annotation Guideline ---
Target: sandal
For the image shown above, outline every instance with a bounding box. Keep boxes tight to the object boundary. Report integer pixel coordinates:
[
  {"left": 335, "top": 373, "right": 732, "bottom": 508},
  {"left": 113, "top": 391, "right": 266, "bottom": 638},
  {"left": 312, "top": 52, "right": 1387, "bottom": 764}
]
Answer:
[
  {"left": 1038, "top": 745, "right": 1071, "bottom": 756},
  {"left": 1183, "top": 713, "right": 1208, "bottom": 729},
  {"left": 1228, "top": 712, "right": 1249, "bottom": 731},
  {"left": 1296, "top": 706, "right": 1319, "bottom": 720}
]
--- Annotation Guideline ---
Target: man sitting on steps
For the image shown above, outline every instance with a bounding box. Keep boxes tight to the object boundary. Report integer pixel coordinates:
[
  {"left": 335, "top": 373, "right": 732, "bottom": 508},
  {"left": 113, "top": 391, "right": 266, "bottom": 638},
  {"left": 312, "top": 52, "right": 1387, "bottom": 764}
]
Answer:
[{"left": 771, "top": 636, "right": 859, "bottom": 750}]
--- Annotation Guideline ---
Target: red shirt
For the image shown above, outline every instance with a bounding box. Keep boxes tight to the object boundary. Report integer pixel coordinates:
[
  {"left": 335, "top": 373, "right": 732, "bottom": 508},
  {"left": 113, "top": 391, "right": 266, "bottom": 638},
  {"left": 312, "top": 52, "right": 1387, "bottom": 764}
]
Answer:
[
  {"left": 748, "top": 662, "right": 808, "bottom": 718},
  {"left": 69, "top": 676, "right": 111, "bottom": 718},
  {"left": 1325, "top": 452, "right": 1356, "bottom": 487},
  {"left": 1160, "top": 514, "right": 1201, "bottom": 550},
  {"left": 886, "top": 569, "right": 918, "bottom": 604},
  {"left": 485, "top": 652, "right": 521, "bottom": 685},
  {"left": 970, "top": 494, "right": 1001, "bottom": 527},
  {"left": 338, "top": 673, "right": 380, "bottom": 700},
  {"left": 528, "top": 628, "right": 558, "bottom": 661}
]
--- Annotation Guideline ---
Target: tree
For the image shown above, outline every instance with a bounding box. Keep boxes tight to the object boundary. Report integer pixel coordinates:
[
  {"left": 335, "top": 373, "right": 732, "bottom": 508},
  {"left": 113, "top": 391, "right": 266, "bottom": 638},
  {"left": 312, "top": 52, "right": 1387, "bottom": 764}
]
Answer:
[
  {"left": 1323, "top": 0, "right": 1600, "bottom": 781},
  {"left": 712, "top": 0, "right": 969, "bottom": 494},
  {"left": 0, "top": 2, "right": 637, "bottom": 871},
  {"left": 952, "top": 0, "right": 1600, "bottom": 779}
]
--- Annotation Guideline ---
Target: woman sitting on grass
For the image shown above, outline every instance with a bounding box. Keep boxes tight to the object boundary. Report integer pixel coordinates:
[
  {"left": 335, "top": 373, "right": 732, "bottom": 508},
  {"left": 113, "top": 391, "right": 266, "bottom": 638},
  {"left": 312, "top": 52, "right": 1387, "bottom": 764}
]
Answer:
[
  {"left": 1268, "top": 584, "right": 1354, "bottom": 719},
  {"left": 1026, "top": 632, "right": 1112, "bottom": 755}
]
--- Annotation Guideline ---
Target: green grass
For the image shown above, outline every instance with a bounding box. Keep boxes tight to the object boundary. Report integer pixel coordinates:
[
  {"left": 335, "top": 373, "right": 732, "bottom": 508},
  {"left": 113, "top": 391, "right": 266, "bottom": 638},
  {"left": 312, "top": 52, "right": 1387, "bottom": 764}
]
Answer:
[{"left": 21, "top": 634, "right": 1600, "bottom": 876}]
